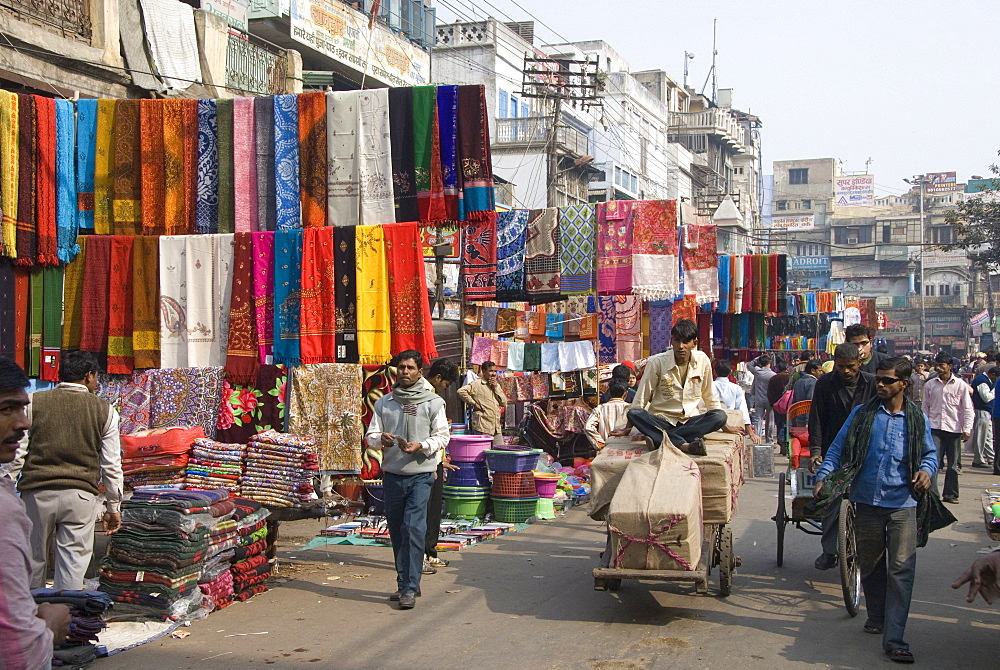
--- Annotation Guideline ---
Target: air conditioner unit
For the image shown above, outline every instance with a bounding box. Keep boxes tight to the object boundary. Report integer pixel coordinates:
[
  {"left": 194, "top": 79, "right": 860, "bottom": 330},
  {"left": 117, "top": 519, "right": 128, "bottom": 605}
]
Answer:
[{"left": 847, "top": 237, "right": 858, "bottom": 245}]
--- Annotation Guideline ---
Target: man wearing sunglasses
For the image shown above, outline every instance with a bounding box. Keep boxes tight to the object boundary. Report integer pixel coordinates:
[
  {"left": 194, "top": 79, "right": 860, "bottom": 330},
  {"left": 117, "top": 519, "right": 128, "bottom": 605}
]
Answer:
[{"left": 922, "top": 351, "right": 973, "bottom": 504}]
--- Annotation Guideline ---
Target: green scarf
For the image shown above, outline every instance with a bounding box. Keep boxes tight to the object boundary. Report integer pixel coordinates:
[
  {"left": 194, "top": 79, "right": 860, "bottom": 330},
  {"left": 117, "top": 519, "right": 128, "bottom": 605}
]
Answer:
[{"left": 808, "top": 396, "right": 955, "bottom": 547}]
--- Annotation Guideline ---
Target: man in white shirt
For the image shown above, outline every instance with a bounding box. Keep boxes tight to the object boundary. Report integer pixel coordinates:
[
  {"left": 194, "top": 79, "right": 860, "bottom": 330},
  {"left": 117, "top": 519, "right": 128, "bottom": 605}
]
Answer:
[
  {"left": 584, "top": 380, "right": 632, "bottom": 450},
  {"left": 923, "top": 351, "right": 974, "bottom": 504},
  {"left": 712, "top": 359, "right": 760, "bottom": 444}
]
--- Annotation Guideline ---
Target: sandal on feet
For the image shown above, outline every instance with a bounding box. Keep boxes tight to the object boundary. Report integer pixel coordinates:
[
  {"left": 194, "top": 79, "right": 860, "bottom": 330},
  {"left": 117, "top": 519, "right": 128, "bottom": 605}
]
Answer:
[
  {"left": 863, "top": 623, "right": 882, "bottom": 634},
  {"left": 887, "top": 649, "right": 914, "bottom": 664}
]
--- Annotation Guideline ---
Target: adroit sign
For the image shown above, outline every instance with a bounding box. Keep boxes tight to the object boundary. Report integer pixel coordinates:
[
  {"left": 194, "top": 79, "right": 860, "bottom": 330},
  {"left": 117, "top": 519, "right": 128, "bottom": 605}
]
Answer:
[
  {"left": 788, "top": 256, "right": 830, "bottom": 270},
  {"left": 835, "top": 175, "right": 874, "bottom": 207}
]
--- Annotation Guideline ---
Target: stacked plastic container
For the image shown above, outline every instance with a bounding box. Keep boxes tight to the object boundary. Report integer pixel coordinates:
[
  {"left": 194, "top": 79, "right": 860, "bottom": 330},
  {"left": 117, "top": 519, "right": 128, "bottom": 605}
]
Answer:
[
  {"left": 485, "top": 448, "right": 543, "bottom": 523},
  {"left": 533, "top": 473, "right": 561, "bottom": 519},
  {"left": 443, "top": 434, "right": 494, "bottom": 519}
]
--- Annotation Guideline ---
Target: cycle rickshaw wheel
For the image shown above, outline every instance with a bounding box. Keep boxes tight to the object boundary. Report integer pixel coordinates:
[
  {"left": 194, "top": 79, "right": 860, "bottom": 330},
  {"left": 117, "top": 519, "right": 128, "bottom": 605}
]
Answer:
[{"left": 838, "top": 497, "right": 861, "bottom": 617}]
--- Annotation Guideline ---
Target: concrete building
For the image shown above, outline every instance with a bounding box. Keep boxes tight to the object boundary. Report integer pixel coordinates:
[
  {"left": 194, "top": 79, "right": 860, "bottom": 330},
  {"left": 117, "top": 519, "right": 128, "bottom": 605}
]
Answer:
[{"left": 769, "top": 158, "right": 837, "bottom": 289}]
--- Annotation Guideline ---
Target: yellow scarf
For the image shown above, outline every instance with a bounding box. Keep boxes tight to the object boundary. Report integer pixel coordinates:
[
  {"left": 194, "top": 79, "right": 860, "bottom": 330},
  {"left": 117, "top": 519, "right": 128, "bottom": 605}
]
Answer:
[
  {"left": 93, "top": 99, "right": 116, "bottom": 234},
  {"left": 0, "top": 91, "right": 19, "bottom": 257},
  {"left": 355, "top": 224, "right": 391, "bottom": 365},
  {"left": 61, "top": 235, "right": 87, "bottom": 350}
]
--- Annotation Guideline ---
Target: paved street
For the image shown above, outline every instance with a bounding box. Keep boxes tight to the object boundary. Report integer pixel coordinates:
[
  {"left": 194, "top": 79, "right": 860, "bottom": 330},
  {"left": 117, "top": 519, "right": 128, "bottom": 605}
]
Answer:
[{"left": 98, "top": 459, "right": 1000, "bottom": 670}]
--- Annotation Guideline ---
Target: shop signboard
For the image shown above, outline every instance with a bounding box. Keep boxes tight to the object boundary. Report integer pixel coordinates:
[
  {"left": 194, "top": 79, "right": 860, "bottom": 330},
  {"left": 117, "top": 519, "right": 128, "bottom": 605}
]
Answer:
[
  {"left": 788, "top": 256, "right": 830, "bottom": 270},
  {"left": 925, "top": 171, "right": 958, "bottom": 193},
  {"left": 770, "top": 215, "right": 814, "bottom": 231},
  {"left": 202, "top": 0, "right": 249, "bottom": 30},
  {"left": 835, "top": 175, "right": 874, "bottom": 207}
]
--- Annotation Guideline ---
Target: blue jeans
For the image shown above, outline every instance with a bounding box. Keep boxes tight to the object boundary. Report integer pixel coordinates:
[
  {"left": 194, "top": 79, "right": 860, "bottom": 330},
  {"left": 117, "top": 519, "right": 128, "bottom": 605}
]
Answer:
[
  {"left": 383, "top": 471, "right": 435, "bottom": 595},
  {"left": 854, "top": 504, "right": 917, "bottom": 652},
  {"left": 627, "top": 408, "right": 728, "bottom": 449},
  {"left": 931, "top": 429, "right": 961, "bottom": 500}
]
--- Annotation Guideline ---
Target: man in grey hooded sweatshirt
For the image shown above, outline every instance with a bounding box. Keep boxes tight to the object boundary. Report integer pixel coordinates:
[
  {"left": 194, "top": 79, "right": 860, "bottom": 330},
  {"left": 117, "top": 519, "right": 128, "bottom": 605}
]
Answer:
[{"left": 364, "top": 350, "right": 449, "bottom": 610}]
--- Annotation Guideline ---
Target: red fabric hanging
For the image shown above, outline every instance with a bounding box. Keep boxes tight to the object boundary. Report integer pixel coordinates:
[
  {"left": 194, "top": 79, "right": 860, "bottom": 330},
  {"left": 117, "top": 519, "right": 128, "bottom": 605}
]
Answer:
[{"left": 383, "top": 222, "right": 438, "bottom": 360}]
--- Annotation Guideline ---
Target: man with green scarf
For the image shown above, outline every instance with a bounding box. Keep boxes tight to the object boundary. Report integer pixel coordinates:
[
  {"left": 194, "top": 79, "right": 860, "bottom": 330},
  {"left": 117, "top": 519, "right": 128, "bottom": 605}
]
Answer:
[
  {"left": 364, "top": 350, "right": 449, "bottom": 610},
  {"left": 812, "top": 357, "right": 938, "bottom": 664}
]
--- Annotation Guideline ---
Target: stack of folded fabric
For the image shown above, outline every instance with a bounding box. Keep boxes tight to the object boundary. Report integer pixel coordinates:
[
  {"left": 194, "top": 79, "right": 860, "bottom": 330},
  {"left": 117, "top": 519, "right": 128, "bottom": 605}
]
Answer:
[
  {"left": 198, "top": 568, "right": 235, "bottom": 611},
  {"left": 242, "top": 430, "right": 319, "bottom": 507},
  {"left": 119, "top": 427, "right": 205, "bottom": 489},
  {"left": 185, "top": 438, "right": 246, "bottom": 493},
  {"left": 231, "top": 553, "right": 271, "bottom": 601},
  {"left": 228, "top": 497, "right": 272, "bottom": 602},
  {"left": 31, "top": 589, "right": 112, "bottom": 649}
]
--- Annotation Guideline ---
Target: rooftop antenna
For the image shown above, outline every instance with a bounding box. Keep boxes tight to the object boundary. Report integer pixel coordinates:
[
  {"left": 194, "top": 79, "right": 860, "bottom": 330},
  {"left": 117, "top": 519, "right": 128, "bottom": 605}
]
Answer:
[
  {"left": 865, "top": 156, "right": 873, "bottom": 173},
  {"left": 683, "top": 51, "right": 695, "bottom": 88},
  {"left": 700, "top": 18, "right": 718, "bottom": 102}
]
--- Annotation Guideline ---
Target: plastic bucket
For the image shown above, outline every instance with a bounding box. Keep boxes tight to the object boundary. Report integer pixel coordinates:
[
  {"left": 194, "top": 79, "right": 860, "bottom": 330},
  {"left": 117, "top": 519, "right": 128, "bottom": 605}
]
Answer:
[
  {"left": 445, "top": 461, "right": 491, "bottom": 487},
  {"left": 442, "top": 485, "right": 491, "bottom": 498},
  {"left": 448, "top": 435, "right": 494, "bottom": 463},
  {"left": 444, "top": 496, "right": 488, "bottom": 519},
  {"left": 533, "top": 474, "right": 560, "bottom": 499},
  {"left": 535, "top": 497, "right": 557, "bottom": 520}
]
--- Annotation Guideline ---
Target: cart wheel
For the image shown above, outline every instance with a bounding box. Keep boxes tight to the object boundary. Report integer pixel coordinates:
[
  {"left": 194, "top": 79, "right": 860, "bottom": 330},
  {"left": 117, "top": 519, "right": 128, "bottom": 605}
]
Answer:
[
  {"left": 718, "top": 525, "right": 734, "bottom": 597},
  {"left": 594, "top": 577, "right": 608, "bottom": 591},
  {"left": 773, "top": 472, "right": 788, "bottom": 567},
  {"left": 838, "top": 498, "right": 861, "bottom": 617},
  {"left": 607, "top": 578, "right": 621, "bottom": 592}
]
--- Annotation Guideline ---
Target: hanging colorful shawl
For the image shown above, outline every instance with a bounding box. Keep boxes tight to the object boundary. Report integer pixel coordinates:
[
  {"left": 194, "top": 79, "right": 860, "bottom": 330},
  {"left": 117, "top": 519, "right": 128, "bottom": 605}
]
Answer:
[
  {"left": 413, "top": 85, "right": 445, "bottom": 222},
  {"left": 251, "top": 231, "right": 274, "bottom": 363},
  {"left": 80, "top": 234, "right": 110, "bottom": 353},
  {"left": 0, "top": 261, "right": 14, "bottom": 360},
  {"left": 733, "top": 255, "right": 745, "bottom": 314},
  {"left": 648, "top": 300, "right": 673, "bottom": 355},
  {"left": 0, "top": 92, "right": 17, "bottom": 257},
  {"left": 597, "top": 296, "right": 617, "bottom": 364},
  {"left": 149, "top": 367, "right": 224, "bottom": 439},
  {"left": 456, "top": 85, "right": 494, "bottom": 220},
  {"left": 33, "top": 97, "right": 58, "bottom": 266},
  {"left": 777, "top": 255, "right": 788, "bottom": 314},
  {"left": 225, "top": 233, "right": 259, "bottom": 384},
  {"left": 216, "top": 365, "right": 287, "bottom": 444},
  {"left": 628, "top": 199, "right": 677, "bottom": 300},
  {"left": 97, "top": 370, "right": 153, "bottom": 435},
  {"left": 15, "top": 94, "right": 36, "bottom": 266},
  {"left": 199, "top": 234, "right": 235, "bottom": 368},
  {"left": 383, "top": 222, "right": 437, "bottom": 359},
  {"left": 216, "top": 98, "right": 235, "bottom": 234},
  {"left": 559, "top": 204, "right": 596, "bottom": 295},
  {"left": 157, "top": 235, "right": 187, "bottom": 367},
  {"left": 288, "top": 363, "right": 364, "bottom": 472},
  {"left": 54, "top": 99, "right": 78, "bottom": 264},
  {"left": 195, "top": 99, "right": 219, "bottom": 234},
  {"left": 75, "top": 98, "right": 96, "bottom": 234},
  {"left": 698, "top": 312, "right": 712, "bottom": 356},
  {"left": 111, "top": 99, "right": 141, "bottom": 236},
  {"left": 388, "top": 87, "right": 418, "bottom": 223},
  {"left": 672, "top": 294, "right": 698, "bottom": 325},
  {"left": 296, "top": 92, "right": 326, "bottom": 228},
  {"left": 436, "top": 85, "right": 461, "bottom": 221},
  {"left": 107, "top": 236, "right": 134, "bottom": 374},
  {"left": 233, "top": 98, "right": 258, "bottom": 233},
  {"left": 741, "top": 255, "right": 753, "bottom": 313},
  {"left": 61, "top": 236, "right": 86, "bottom": 351},
  {"left": 495, "top": 209, "right": 528, "bottom": 301},
  {"left": 461, "top": 213, "right": 497, "bottom": 301},
  {"left": 334, "top": 226, "right": 358, "bottom": 363},
  {"left": 615, "top": 295, "right": 642, "bottom": 362},
  {"left": 358, "top": 89, "right": 395, "bottom": 225},
  {"left": 355, "top": 224, "right": 392, "bottom": 365},
  {"left": 254, "top": 97, "right": 276, "bottom": 232},
  {"left": 768, "top": 254, "right": 780, "bottom": 314},
  {"left": 160, "top": 99, "right": 184, "bottom": 235},
  {"left": 272, "top": 94, "right": 300, "bottom": 230},
  {"left": 300, "top": 226, "right": 337, "bottom": 364},
  {"left": 132, "top": 235, "right": 160, "bottom": 369},
  {"left": 93, "top": 99, "right": 115, "bottom": 235},
  {"left": 683, "top": 222, "right": 718, "bottom": 304},
  {"left": 717, "top": 255, "right": 730, "bottom": 313},
  {"left": 325, "top": 90, "right": 360, "bottom": 226},
  {"left": 272, "top": 230, "right": 302, "bottom": 367},
  {"left": 597, "top": 200, "right": 636, "bottom": 295},
  {"left": 28, "top": 271, "right": 42, "bottom": 376},
  {"left": 524, "top": 208, "right": 562, "bottom": 304},
  {"left": 182, "top": 99, "right": 199, "bottom": 233},
  {"left": 12, "top": 269, "right": 27, "bottom": 368}
]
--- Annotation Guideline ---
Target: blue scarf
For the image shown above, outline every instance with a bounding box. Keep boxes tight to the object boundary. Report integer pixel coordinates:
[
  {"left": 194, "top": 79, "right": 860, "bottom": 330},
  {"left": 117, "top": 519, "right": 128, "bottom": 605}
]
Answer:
[
  {"left": 55, "top": 99, "right": 79, "bottom": 263},
  {"left": 273, "top": 94, "right": 301, "bottom": 230},
  {"left": 195, "top": 99, "right": 219, "bottom": 234},
  {"left": 272, "top": 229, "right": 302, "bottom": 367},
  {"left": 75, "top": 98, "right": 97, "bottom": 232}
]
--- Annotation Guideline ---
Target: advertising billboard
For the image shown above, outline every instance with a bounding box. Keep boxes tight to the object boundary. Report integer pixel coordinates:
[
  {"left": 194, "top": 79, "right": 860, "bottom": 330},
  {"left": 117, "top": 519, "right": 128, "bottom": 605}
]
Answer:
[
  {"left": 770, "top": 215, "right": 814, "bottom": 231},
  {"left": 925, "top": 172, "right": 958, "bottom": 193},
  {"left": 835, "top": 175, "right": 874, "bottom": 207}
]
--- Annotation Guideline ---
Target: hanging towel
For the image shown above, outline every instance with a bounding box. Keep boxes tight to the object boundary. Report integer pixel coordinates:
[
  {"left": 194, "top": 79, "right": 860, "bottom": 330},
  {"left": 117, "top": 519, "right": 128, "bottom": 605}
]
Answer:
[
  {"left": 524, "top": 207, "right": 562, "bottom": 304},
  {"left": 297, "top": 92, "right": 326, "bottom": 228},
  {"left": 140, "top": 99, "right": 166, "bottom": 234},
  {"left": 251, "top": 231, "right": 274, "bottom": 363},
  {"left": 540, "top": 343, "right": 560, "bottom": 373},
  {"left": 93, "top": 99, "right": 115, "bottom": 235},
  {"left": 254, "top": 97, "right": 276, "bottom": 231},
  {"left": 325, "top": 90, "right": 360, "bottom": 226},
  {"left": 132, "top": 235, "right": 160, "bottom": 369},
  {"left": 559, "top": 204, "right": 596, "bottom": 295},
  {"left": 75, "top": 98, "right": 96, "bottom": 234},
  {"left": 683, "top": 223, "right": 718, "bottom": 304},
  {"left": 39, "top": 266, "right": 62, "bottom": 381},
  {"left": 300, "top": 226, "right": 337, "bottom": 364},
  {"left": 413, "top": 85, "right": 445, "bottom": 222},
  {"left": 196, "top": 99, "right": 219, "bottom": 234},
  {"left": 597, "top": 296, "right": 617, "bottom": 364},
  {"left": 559, "top": 340, "right": 597, "bottom": 372},
  {"left": 388, "top": 87, "right": 418, "bottom": 223},
  {"left": 615, "top": 295, "right": 642, "bottom": 363},
  {"left": 629, "top": 199, "right": 678, "bottom": 300},
  {"left": 355, "top": 224, "right": 392, "bottom": 365},
  {"left": 273, "top": 229, "right": 302, "bottom": 367},
  {"left": 54, "top": 99, "right": 78, "bottom": 264},
  {"left": 0, "top": 91, "right": 16, "bottom": 257},
  {"left": 225, "top": 233, "right": 259, "bottom": 384},
  {"left": 233, "top": 98, "right": 258, "bottom": 233},
  {"left": 80, "top": 235, "right": 111, "bottom": 354},
  {"left": 507, "top": 342, "right": 525, "bottom": 372},
  {"left": 107, "top": 236, "right": 134, "bottom": 374},
  {"left": 334, "top": 226, "right": 358, "bottom": 363},
  {"left": 34, "top": 96, "right": 58, "bottom": 266},
  {"left": 61, "top": 236, "right": 86, "bottom": 351},
  {"left": 523, "top": 342, "right": 542, "bottom": 372},
  {"left": 216, "top": 98, "right": 235, "bottom": 234},
  {"left": 495, "top": 209, "right": 528, "bottom": 301},
  {"left": 437, "top": 85, "right": 461, "bottom": 221},
  {"left": 137, "top": 0, "right": 201, "bottom": 90},
  {"left": 358, "top": 89, "right": 395, "bottom": 225},
  {"left": 273, "top": 94, "right": 300, "bottom": 230},
  {"left": 111, "top": 99, "right": 142, "bottom": 236},
  {"left": 384, "top": 222, "right": 437, "bottom": 359},
  {"left": 15, "top": 94, "right": 36, "bottom": 265},
  {"left": 596, "top": 200, "right": 636, "bottom": 295},
  {"left": 457, "top": 85, "right": 494, "bottom": 220},
  {"left": 461, "top": 214, "right": 497, "bottom": 301}
]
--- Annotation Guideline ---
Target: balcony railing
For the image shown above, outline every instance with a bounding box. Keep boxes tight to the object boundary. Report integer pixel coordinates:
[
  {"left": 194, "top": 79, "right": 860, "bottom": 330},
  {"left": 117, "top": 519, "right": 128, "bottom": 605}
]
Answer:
[
  {"left": 0, "top": 0, "right": 91, "bottom": 40},
  {"left": 226, "top": 30, "right": 288, "bottom": 96},
  {"left": 668, "top": 109, "right": 748, "bottom": 152},
  {"left": 494, "top": 117, "right": 589, "bottom": 156}
]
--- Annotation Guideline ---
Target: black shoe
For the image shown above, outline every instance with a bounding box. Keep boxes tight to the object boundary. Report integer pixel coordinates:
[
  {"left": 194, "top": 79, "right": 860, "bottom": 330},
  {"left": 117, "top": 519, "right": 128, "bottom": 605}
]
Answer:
[
  {"left": 814, "top": 553, "right": 838, "bottom": 570},
  {"left": 684, "top": 438, "right": 707, "bottom": 457},
  {"left": 389, "top": 589, "right": 421, "bottom": 601},
  {"left": 942, "top": 497, "right": 959, "bottom": 504},
  {"left": 398, "top": 592, "right": 416, "bottom": 609}
]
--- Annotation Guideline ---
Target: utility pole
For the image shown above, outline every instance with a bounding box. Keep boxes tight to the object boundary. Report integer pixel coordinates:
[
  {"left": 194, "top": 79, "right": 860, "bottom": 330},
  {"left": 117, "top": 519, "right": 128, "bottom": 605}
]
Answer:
[{"left": 905, "top": 175, "right": 929, "bottom": 352}]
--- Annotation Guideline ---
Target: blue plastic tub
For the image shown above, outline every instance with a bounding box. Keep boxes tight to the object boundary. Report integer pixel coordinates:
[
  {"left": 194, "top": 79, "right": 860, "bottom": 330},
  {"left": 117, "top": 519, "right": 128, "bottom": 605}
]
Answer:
[{"left": 445, "top": 460, "right": 491, "bottom": 487}]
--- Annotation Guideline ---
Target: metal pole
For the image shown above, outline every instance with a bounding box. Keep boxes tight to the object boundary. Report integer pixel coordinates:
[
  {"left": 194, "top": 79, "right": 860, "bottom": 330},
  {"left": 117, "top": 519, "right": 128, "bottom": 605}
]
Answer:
[{"left": 919, "top": 179, "right": 926, "bottom": 351}]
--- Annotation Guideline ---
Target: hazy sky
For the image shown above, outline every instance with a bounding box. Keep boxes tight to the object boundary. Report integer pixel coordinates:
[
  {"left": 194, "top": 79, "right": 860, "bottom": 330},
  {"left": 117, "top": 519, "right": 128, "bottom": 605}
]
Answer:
[{"left": 435, "top": 0, "right": 1000, "bottom": 197}]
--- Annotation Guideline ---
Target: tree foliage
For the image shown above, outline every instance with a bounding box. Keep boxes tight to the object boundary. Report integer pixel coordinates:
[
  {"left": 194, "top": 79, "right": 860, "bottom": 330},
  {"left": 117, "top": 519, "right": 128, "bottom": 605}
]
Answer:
[{"left": 946, "top": 155, "right": 1000, "bottom": 270}]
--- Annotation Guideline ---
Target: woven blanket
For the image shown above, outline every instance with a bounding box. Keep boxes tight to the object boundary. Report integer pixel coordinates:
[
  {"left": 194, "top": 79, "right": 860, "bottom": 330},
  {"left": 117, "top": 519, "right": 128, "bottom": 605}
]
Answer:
[
  {"left": 495, "top": 209, "right": 528, "bottom": 301},
  {"left": 632, "top": 199, "right": 679, "bottom": 300},
  {"left": 597, "top": 200, "right": 636, "bottom": 295},
  {"left": 98, "top": 371, "right": 153, "bottom": 434},
  {"left": 524, "top": 208, "right": 561, "bottom": 304},
  {"left": 288, "top": 364, "right": 363, "bottom": 472},
  {"left": 355, "top": 224, "right": 391, "bottom": 365},
  {"left": 273, "top": 94, "right": 301, "bottom": 230},
  {"left": 149, "top": 367, "right": 224, "bottom": 438}
]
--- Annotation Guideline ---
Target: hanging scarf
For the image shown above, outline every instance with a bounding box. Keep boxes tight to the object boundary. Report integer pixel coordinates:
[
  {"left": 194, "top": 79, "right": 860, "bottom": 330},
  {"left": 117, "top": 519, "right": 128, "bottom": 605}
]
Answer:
[
  {"left": 273, "top": 94, "right": 300, "bottom": 230},
  {"left": 232, "top": 98, "right": 258, "bottom": 233},
  {"left": 325, "top": 90, "right": 360, "bottom": 226},
  {"left": 251, "top": 231, "right": 274, "bottom": 363},
  {"left": 461, "top": 213, "right": 497, "bottom": 301},
  {"left": 111, "top": 99, "right": 141, "bottom": 236},
  {"left": 413, "top": 86, "right": 445, "bottom": 223},
  {"left": 0, "top": 261, "right": 14, "bottom": 360},
  {"left": 28, "top": 271, "right": 42, "bottom": 376},
  {"left": 198, "top": 234, "right": 236, "bottom": 368},
  {"left": 334, "top": 226, "right": 358, "bottom": 363},
  {"left": 273, "top": 230, "right": 302, "bottom": 367},
  {"left": 648, "top": 300, "right": 673, "bottom": 355},
  {"left": 597, "top": 296, "right": 617, "bottom": 364},
  {"left": 358, "top": 89, "right": 395, "bottom": 225},
  {"left": 615, "top": 295, "right": 642, "bottom": 362},
  {"left": 183, "top": 100, "right": 200, "bottom": 233},
  {"left": 436, "top": 85, "right": 461, "bottom": 221},
  {"left": 524, "top": 207, "right": 561, "bottom": 304},
  {"left": 34, "top": 96, "right": 58, "bottom": 266},
  {"left": 495, "top": 209, "right": 528, "bottom": 301},
  {"left": 77, "top": 236, "right": 109, "bottom": 357},
  {"left": 717, "top": 255, "right": 730, "bottom": 313},
  {"left": 673, "top": 294, "right": 698, "bottom": 325},
  {"left": 107, "top": 236, "right": 134, "bottom": 374},
  {"left": 0, "top": 92, "right": 17, "bottom": 257},
  {"left": 300, "top": 226, "right": 337, "bottom": 364},
  {"left": 597, "top": 200, "right": 636, "bottom": 295},
  {"left": 216, "top": 98, "right": 235, "bottom": 234},
  {"left": 456, "top": 85, "right": 494, "bottom": 220},
  {"left": 225, "top": 233, "right": 259, "bottom": 384},
  {"left": 56, "top": 101, "right": 78, "bottom": 264},
  {"left": 355, "top": 224, "right": 391, "bottom": 365},
  {"left": 160, "top": 99, "right": 184, "bottom": 235},
  {"left": 384, "top": 222, "right": 437, "bottom": 359},
  {"left": 296, "top": 92, "right": 326, "bottom": 228},
  {"left": 15, "top": 94, "right": 36, "bottom": 266},
  {"left": 777, "top": 254, "right": 788, "bottom": 315},
  {"left": 684, "top": 222, "right": 718, "bottom": 304},
  {"left": 628, "top": 199, "right": 677, "bottom": 300},
  {"left": 741, "top": 255, "right": 753, "bottom": 313},
  {"left": 93, "top": 99, "right": 115, "bottom": 235},
  {"left": 61, "top": 236, "right": 86, "bottom": 351},
  {"left": 254, "top": 97, "right": 276, "bottom": 231},
  {"left": 12, "top": 268, "right": 27, "bottom": 368},
  {"left": 558, "top": 204, "right": 596, "bottom": 295},
  {"left": 196, "top": 99, "right": 219, "bottom": 234},
  {"left": 388, "top": 87, "right": 418, "bottom": 223},
  {"left": 75, "top": 98, "right": 97, "bottom": 234},
  {"left": 768, "top": 254, "right": 780, "bottom": 314},
  {"left": 157, "top": 235, "right": 187, "bottom": 367},
  {"left": 132, "top": 235, "right": 160, "bottom": 369}
]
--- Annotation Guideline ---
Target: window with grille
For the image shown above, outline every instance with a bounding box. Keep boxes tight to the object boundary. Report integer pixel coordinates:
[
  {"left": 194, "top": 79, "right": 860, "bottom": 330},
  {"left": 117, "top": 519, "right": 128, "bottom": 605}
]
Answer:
[{"left": 789, "top": 168, "right": 809, "bottom": 185}]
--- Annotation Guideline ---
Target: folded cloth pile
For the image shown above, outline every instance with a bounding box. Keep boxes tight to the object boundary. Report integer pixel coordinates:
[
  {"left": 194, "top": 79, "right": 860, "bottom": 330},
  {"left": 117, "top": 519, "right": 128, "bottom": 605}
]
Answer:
[
  {"left": 31, "top": 589, "right": 112, "bottom": 649},
  {"left": 186, "top": 438, "right": 246, "bottom": 493},
  {"left": 199, "top": 568, "right": 235, "bottom": 611},
  {"left": 228, "top": 497, "right": 272, "bottom": 602},
  {"left": 120, "top": 427, "right": 205, "bottom": 489},
  {"left": 242, "top": 430, "right": 319, "bottom": 507}
]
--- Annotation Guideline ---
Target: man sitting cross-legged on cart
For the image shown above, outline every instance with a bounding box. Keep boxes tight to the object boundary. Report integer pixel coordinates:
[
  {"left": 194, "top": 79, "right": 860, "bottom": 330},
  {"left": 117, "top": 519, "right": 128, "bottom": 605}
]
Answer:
[
  {"left": 811, "top": 357, "right": 938, "bottom": 665},
  {"left": 612, "top": 318, "right": 728, "bottom": 455}
]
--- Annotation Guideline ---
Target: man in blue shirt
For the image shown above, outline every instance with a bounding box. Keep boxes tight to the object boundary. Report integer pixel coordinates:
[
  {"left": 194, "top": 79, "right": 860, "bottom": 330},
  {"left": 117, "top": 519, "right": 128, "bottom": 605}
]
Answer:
[{"left": 812, "top": 357, "right": 938, "bottom": 665}]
